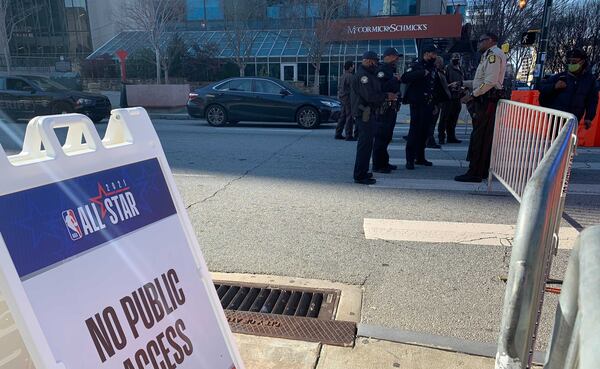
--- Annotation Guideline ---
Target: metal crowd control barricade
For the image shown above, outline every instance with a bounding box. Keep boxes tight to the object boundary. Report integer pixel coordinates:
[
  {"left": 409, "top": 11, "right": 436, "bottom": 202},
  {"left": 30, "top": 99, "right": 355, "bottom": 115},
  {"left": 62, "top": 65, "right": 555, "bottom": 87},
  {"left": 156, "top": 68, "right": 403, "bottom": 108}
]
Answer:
[
  {"left": 488, "top": 100, "right": 577, "bottom": 201},
  {"left": 495, "top": 120, "right": 578, "bottom": 369},
  {"left": 544, "top": 226, "right": 600, "bottom": 369}
]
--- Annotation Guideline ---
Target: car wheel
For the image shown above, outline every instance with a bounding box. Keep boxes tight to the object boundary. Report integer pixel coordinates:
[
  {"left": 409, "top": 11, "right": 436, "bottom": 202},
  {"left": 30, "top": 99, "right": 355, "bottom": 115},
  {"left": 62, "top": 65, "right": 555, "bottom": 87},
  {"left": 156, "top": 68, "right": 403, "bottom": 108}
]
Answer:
[
  {"left": 52, "top": 102, "right": 74, "bottom": 115},
  {"left": 206, "top": 105, "right": 228, "bottom": 127},
  {"left": 296, "top": 106, "right": 320, "bottom": 129}
]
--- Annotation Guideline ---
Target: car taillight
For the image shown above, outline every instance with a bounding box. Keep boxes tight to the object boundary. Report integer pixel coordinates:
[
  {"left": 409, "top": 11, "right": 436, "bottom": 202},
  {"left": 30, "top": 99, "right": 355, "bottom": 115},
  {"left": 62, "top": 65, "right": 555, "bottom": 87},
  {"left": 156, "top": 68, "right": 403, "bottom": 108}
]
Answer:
[{"left": 189, "top": 93, "right": 199, "bottom": 99}]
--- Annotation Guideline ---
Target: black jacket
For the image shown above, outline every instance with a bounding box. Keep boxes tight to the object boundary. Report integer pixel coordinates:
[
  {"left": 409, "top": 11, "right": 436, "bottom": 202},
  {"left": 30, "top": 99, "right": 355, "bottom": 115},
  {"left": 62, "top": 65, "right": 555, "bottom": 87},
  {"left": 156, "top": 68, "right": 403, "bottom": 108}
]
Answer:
[
  {"left": 539, "top": 69, "right": 598, "bottom": 122},
  {"left": 377, "top": 62, "right": 401, "bottom": 93},
  {"left": 445, "top": 64, "right": 464, "bottom": 99},
  {"left": 350, "top": 64, "right": 386, "bottom": 118},
  {"left": 401, "top": 59, "right": 445, "bottom": 105}
]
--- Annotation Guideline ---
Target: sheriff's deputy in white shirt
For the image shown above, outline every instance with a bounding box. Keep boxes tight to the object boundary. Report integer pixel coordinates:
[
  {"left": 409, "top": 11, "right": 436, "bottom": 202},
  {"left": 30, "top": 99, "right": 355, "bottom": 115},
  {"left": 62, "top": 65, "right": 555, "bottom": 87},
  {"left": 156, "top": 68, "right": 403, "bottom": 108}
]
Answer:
[{"left": 455, "top": 32, "right": 507, "bottom": 183}]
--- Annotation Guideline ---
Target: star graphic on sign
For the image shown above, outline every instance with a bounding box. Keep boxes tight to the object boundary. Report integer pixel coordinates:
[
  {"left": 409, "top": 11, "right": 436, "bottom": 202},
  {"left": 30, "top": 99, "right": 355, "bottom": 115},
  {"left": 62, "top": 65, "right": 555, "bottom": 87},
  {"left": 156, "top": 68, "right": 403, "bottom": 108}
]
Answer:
[
  {"left": 89, "top": 182, "right": 130, "bottom": 219},
  {"left": 90, "top": 183, "right": 110, "bottom": 218}
]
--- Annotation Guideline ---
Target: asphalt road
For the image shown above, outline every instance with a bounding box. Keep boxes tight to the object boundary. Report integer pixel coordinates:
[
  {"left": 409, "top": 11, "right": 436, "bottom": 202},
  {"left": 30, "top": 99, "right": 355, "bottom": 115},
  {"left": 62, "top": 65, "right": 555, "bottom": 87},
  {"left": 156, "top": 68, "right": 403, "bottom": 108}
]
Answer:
[{"left": 1, "top": 110, "right": 599, "bottom": 351}]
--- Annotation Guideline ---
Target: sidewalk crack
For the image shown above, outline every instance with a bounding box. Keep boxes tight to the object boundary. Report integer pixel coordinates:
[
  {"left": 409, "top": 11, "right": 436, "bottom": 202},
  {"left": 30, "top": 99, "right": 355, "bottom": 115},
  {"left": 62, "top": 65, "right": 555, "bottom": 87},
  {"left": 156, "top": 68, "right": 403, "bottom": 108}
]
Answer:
[{"left": 186, "top": 131, "right": 311, "bottom": 210}]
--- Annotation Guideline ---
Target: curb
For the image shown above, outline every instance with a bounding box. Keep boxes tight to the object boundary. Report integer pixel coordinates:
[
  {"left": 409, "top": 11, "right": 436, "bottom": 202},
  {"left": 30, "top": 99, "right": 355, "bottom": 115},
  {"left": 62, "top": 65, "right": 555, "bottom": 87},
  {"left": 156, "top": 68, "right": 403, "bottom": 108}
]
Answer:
[
  {"left": 357, "top": 324, "right": 546, "bottom": 365},
  {"left": 149, "top": 114, "right": 194, "bottom": 120}
]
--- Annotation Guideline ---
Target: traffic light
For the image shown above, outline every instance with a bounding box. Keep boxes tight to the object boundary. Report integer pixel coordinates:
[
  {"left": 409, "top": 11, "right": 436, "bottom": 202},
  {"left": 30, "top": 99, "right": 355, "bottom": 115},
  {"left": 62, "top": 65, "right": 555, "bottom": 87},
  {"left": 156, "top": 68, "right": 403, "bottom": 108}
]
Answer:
[
  {"left": 521, "top": 31, "right": 537, "bottom": 46},
  {"left": 518, "top": 0, "right": 527, "bottom": 9}
]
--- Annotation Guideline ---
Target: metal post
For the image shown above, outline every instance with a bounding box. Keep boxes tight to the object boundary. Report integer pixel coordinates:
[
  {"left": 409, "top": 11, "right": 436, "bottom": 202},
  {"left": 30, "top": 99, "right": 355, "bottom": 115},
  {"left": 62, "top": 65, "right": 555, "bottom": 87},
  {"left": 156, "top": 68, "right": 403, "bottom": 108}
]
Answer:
[{"left": 533, "top": 0, "right": 553, "bottom": 87}]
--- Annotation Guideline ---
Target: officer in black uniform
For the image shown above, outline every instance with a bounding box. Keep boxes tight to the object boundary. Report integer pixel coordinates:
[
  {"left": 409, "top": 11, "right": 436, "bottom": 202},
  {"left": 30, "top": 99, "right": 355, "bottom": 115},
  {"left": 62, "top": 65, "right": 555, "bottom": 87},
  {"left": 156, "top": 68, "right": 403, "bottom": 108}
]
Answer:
[
  {"left": 351, "top": 51, "right": 395, "bottom": 185},
  {"left": 372, "top": 47, "right": 402, "bottom": 173},
  {"left": 401, "top": 45, "right": 439, "bottom": 169}
]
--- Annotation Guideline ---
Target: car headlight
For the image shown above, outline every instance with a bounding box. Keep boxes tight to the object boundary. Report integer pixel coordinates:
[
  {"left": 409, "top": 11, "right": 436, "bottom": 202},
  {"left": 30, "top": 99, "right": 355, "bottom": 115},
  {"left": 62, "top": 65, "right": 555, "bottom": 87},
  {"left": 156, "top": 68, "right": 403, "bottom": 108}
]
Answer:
[
  {"left": 320, "top": 100, "right": 340, "bottom": 108},
  {"left": 76, "top": 98, "right": 94, "bottom": 106}
]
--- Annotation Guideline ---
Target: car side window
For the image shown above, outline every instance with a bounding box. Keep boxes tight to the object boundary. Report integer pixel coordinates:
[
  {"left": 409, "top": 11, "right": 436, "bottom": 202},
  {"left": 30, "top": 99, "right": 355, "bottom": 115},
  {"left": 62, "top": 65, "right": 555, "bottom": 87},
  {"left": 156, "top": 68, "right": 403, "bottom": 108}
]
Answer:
[
  {"left": 254, "top": 80, "right": 282, "bottom": 94},
  {"left": 227, "top": 79, "right": 252, "bottom": 92},
  {"left": 7, "top": 78, "right": 33, "bottom": 92},
  {"left": 214, "top": 81, "right": 231, "bottom": 91}
]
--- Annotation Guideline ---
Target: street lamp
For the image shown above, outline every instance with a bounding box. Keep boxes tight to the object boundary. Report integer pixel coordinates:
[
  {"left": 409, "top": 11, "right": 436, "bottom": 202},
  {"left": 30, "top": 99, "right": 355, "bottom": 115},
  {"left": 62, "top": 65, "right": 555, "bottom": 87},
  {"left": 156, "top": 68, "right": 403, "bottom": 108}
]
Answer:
[
  {"left": 518, "top": 0, "right": 527, "bottom": 9},
  {"left": 533, "top": 0, "right": 553, "bottom": 87}
]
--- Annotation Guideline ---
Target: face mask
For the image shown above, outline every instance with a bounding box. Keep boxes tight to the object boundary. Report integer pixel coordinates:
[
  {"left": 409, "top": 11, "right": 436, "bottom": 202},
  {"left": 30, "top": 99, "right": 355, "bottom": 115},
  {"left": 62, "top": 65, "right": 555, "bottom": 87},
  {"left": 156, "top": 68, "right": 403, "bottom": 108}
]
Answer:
[
  {"left": 568, "top": 63, "right": 582, "bottom": 73},
  {"left": 426, "top": 58, "right": 435, "bottom": 66},
  {"left": 452, "top": 59, "right": 460, "bottom": 66}
]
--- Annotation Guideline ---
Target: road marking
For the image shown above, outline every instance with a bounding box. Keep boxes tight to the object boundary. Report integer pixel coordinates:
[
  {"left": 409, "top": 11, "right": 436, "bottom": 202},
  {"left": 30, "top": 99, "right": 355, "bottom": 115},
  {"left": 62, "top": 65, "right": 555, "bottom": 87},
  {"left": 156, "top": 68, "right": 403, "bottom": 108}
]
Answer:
[
  {"left": 363, "top": 218, "right": 579, "bottom": 249},
  {"left": 386, "top": 159, "right": 600, "bottom": 171},
  {"left": 370, "top": 178, "right": 600, "bottom": 196},
  {"left": 389, "top": 145, "right": 469, "bottom": 152}
]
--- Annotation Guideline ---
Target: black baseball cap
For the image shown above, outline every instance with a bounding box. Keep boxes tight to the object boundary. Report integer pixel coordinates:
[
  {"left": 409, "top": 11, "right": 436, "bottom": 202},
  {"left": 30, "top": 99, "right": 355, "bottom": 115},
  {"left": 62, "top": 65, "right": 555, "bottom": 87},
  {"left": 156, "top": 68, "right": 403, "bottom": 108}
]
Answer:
[
  {"left": 383, "top": 47, "right": 401, "bottom": 58},
  {"left": 567, "top": 48, "right": 587, "bottom": 60},
  {"left": 362, "top": 51, "right": 379, "bottom": 60}
]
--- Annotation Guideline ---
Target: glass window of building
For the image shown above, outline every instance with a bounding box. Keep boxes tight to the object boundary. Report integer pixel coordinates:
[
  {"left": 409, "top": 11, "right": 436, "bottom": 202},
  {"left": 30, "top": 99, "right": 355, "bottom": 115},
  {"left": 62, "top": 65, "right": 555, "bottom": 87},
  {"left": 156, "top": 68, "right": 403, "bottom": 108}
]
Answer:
[
  {"left": 390, "top": 0, "right": 417, "bottom": 15},
  {"left": 187, "top": 0, "right": 205, "bottom": 21},
  {"left": 369, "top": 0, "right": 389, "bottom": 16},
  {"left": 346, "top": 0, "right": 369, "bottom": 17},
  {"left": 205, "top": 0, "right": 224, "bottom": 20}
]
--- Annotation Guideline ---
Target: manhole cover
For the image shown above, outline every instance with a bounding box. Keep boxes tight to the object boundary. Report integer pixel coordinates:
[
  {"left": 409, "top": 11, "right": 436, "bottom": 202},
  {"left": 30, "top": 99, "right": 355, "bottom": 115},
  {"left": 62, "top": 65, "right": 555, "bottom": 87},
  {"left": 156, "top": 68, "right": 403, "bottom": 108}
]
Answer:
[{"left": 214, "top": 281, "right": 355, "bottom": 346}]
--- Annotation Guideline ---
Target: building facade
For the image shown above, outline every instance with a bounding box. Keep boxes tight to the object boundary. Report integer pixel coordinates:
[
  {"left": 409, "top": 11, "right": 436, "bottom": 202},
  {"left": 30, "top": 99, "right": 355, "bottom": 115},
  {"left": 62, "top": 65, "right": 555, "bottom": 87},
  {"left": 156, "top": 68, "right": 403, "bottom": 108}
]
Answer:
[
  {"left": 87, "top": 0, "right": 463, "bottom": 95},
  {"left": 6, "top": 0, "right": 93, "bottom": 70}
]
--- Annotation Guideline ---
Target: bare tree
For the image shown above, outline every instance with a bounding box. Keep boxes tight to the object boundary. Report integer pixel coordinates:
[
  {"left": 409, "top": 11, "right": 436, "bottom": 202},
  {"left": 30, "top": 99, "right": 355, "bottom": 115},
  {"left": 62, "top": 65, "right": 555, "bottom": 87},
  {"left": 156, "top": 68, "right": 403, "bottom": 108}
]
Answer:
[
  {"left": 222, "top": 0, "right": 263, "bottom": 77},
  {"left": 467, "top": 0, "right": 569, "bottom": 81},
  {"left": 546, "top": 0, "right": 600, "bottom": 74},
  {"left": 124, "top": 0, "right": 184, "bottom": 84},
  {"left": 0, "top": 0, "right": 36, "bottom": 74},
  {"left": 291, "top": 0, "right": 346, "bottom": 94}
]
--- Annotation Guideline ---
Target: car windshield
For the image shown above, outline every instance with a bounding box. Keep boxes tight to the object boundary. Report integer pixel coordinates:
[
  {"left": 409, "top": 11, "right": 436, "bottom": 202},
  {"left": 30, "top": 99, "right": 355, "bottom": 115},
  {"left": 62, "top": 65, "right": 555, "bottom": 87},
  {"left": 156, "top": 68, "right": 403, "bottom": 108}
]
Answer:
[{"left": 27, "top": 76, "right": 69, "bottom": 92}]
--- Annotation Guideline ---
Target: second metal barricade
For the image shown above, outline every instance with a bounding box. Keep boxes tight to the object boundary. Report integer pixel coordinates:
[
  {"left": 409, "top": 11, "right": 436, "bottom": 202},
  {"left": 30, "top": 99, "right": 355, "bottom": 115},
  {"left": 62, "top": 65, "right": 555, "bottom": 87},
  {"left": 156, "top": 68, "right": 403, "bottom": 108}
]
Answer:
[{"left": 488, "top": 100, "right": 577, "bottom": 201}]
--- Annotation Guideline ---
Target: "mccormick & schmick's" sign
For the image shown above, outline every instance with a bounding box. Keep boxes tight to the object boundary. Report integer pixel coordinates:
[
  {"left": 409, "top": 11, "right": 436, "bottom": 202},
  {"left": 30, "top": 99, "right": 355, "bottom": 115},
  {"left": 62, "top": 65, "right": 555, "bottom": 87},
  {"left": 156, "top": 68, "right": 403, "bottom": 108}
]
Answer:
[{"left": 331, "top": 14, "right": 462, "bottom": 41}]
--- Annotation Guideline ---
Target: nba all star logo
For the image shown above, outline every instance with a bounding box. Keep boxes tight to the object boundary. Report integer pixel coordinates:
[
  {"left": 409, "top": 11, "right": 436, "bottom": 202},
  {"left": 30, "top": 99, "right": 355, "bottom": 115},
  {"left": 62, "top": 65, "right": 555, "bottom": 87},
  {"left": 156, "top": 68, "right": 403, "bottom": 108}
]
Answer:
[{"left": 62, "top": 179, "right": 140, "bottom": 241}]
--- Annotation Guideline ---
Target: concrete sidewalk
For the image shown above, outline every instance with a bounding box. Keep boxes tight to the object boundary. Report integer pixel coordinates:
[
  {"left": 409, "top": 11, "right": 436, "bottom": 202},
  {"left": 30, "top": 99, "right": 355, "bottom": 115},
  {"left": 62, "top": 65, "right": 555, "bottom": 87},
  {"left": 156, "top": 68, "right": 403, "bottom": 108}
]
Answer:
[
  {"left": 213, "top": 273, "right": 543, "bottom": 369},
  {"left": 235, "top": 334, "right": 504, "bottom": 369}
]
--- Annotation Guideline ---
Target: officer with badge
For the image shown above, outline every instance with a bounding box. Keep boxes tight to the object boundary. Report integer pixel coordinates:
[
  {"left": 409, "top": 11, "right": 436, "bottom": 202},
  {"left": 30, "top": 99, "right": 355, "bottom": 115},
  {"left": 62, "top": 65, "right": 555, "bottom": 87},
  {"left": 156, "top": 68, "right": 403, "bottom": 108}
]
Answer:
[
  {"left": 401, "top": 45, "right": 440, "bottom": 169},
  {"left": 372, "top": 47, "right": 402, "bottom": 173},
  {"left": 351, "top": 51, "right": 396, "bottom": 185},
  {"left": 455, "top": 32, "right": 507, "bottom": 183}
]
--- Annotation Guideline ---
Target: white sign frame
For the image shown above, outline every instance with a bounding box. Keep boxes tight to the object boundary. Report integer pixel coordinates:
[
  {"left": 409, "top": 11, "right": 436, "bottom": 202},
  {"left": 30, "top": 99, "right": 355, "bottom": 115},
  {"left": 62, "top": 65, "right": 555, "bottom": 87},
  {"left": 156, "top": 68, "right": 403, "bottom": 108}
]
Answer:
[{"left": 0, "top": 108, "right": 244, "bottom": 369}]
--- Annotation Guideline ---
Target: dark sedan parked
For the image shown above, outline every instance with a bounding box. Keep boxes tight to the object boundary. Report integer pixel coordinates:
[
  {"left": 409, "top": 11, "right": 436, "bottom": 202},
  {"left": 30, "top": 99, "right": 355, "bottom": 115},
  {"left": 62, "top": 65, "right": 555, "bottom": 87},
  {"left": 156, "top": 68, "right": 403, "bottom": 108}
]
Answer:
[
  {"left": 0, "top": 75, "right": 111, "bottom": 123},
  {"left": 187, "top": 77, "right": 341, "bottom": 129}
]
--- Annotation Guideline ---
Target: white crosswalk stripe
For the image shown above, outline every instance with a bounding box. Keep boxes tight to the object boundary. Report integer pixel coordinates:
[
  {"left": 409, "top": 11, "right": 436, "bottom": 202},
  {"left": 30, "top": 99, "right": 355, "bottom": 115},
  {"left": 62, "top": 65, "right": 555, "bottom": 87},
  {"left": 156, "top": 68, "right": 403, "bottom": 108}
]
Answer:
[
  {"left": 363, "top": 218, "right": 579, "bottom": 249},
  {"left": 384, "top": 159, "right": 600, "bottom": 171},
  {"left": 370, "top": 178, "right": 600, "bottom": 196},
  {"left": 389, "top": 145, "right": 469, "bottom": 152}
]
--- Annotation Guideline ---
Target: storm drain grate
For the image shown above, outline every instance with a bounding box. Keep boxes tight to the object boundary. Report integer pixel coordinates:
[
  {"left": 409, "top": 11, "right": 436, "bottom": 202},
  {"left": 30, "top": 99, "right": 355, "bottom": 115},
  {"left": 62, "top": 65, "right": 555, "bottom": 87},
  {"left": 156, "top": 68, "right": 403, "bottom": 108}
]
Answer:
[{"left": 214, "top": 281, "right": 356, "bottom": 346}]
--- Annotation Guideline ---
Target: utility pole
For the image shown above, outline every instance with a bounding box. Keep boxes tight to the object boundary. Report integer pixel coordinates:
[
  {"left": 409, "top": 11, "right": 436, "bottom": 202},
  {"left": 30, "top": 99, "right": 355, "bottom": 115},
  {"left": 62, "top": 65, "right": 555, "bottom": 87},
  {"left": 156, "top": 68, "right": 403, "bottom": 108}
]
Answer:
[{"left": 533, "top": 0, "right": 553, "bottom": 87}]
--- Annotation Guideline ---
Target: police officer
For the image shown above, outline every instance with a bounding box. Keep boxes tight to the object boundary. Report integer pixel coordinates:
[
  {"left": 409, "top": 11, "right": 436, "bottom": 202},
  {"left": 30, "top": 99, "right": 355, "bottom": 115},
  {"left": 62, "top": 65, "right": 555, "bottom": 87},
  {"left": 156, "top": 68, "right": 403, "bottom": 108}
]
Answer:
[
  {"left": 372, "top": 47, "right": 402, "bottom": 173},
  {"left": 351, "top": 51, "right": 396, "bottom": 185},
  {"left": 455, "top": 32, "right": 507, "bottom": 183},
  {"left": 401, "top": 45, "right": 440, "bottom": 170}
]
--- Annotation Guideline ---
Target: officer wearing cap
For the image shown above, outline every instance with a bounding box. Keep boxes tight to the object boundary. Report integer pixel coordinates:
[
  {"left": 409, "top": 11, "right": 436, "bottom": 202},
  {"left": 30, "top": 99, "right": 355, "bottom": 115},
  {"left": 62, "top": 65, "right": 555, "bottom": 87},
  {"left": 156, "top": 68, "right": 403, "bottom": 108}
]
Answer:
[
  {"left": 401, "top": 44, "right": 441, "bottom": 169},
  {"left": 455, "top": 32, "right": 507, "bottom": 183},
  {"left": 372, "top": 47, "right": 402, "bottom": 173},
  {"left": 351, "top": 51, "right": 397, "bottom": 185}
]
